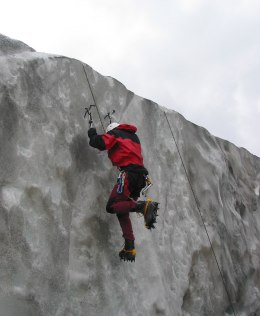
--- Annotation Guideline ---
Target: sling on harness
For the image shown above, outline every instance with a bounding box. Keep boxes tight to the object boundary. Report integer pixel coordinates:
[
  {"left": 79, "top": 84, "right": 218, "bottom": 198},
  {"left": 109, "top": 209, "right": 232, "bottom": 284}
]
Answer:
[{"left": 117, "top": 171, "right": 126, "bottom": 194}]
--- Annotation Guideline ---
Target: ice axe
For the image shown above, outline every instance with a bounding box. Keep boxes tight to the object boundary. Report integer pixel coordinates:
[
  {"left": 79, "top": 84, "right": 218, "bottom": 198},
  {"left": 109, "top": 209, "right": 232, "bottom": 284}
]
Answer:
[
  {"left": 104, "top": 110, "right": 116, "bottom": 124},
  {"left": 84, "top": 104, "right": 95, "bottom": 128}
]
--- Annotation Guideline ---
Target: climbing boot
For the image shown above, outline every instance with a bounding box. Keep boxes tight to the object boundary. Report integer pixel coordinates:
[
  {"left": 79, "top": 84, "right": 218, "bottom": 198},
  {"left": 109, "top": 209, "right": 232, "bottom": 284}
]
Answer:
[
  {"left": 136, "top": 198, "right": 159, "bottom": 229},
  {"left": 119, "top": 239, "right": 136, "bottom": 262}
]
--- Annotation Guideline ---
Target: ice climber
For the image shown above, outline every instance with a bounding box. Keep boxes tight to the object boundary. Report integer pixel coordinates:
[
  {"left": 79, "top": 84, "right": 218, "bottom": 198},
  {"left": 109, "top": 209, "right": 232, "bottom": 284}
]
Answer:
[{"left": 88, "top": 122, "right": 159, "bottom": 262}]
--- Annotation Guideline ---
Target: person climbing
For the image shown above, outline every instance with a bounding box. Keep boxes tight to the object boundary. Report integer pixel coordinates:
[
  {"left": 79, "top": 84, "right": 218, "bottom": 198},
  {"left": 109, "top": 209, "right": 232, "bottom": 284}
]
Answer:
[{"left": 88, "top": 122, "right": 159, "bottom": 262}]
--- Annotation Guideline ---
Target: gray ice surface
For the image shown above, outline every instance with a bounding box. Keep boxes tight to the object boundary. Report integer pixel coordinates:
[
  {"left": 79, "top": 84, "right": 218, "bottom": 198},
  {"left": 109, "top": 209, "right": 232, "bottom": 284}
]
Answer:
[{"left": 0, "top": 34, "right": 259, "bottom": 316}]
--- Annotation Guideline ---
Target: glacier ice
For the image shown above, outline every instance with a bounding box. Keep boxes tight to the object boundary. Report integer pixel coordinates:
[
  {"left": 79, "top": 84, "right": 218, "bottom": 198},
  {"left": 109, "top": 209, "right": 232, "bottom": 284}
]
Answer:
[{"left": 0, "top": 34, "right": 260, "bottom": 316}]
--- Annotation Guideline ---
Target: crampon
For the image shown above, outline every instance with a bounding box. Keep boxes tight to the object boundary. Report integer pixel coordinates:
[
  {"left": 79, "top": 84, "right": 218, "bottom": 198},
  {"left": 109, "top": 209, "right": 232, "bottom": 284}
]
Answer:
[
  {"left": 143, "top": 198, "right": 159, "bottom": 230},
  {"left": 119, "top": 248, "right": 136, "bottom": 262}
]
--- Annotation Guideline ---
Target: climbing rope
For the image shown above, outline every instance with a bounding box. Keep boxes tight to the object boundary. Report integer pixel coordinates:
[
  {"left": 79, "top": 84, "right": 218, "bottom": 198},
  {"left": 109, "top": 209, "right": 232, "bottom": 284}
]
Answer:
[
  {"left": 82, "top": 64, "right": 105, "bottom": 133},
  {"left": 164, "top": 111, "right": 237, "bottom": 316}
]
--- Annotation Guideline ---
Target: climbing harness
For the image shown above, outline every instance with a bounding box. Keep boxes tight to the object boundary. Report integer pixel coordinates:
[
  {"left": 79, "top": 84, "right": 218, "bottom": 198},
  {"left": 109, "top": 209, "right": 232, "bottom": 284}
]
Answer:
[
  {"left": 164, "top": 110, "right": 237, "bottom": 316},
  {"left": 141, "top": 175, "right": 153, "bottom": 197},
  {"left": 117, "top": 171, "right": 126, "bottom": 194}
]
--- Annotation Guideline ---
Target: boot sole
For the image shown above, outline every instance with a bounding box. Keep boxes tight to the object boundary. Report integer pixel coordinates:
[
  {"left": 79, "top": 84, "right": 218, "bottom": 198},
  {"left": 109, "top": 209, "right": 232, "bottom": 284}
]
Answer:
[{"left": 119, "top": 249, "right": 136, "bottom": 262}]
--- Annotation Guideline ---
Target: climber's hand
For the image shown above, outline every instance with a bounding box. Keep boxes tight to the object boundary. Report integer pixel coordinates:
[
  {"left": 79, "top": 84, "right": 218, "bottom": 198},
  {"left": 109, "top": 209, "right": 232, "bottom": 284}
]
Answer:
[{"left": 88, "top": 127, "right": 97, "bottom": 138}]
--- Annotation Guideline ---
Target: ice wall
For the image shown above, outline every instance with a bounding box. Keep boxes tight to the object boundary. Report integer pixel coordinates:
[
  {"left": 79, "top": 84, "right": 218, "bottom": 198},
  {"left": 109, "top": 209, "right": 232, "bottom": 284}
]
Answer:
[{"left": 0, "top": 34, "right": 259, "bottom": 316}]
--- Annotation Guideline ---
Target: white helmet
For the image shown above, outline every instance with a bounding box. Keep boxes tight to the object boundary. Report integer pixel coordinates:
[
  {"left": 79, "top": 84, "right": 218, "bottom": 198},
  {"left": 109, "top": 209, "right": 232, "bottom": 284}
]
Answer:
[{"left": 106, "top": 122, "right": 120, "bottom": 133}]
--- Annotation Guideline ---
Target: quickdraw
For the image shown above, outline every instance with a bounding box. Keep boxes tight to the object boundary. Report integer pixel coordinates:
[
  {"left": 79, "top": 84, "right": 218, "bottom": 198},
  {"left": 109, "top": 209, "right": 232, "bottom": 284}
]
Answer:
[{"left": 117, "top": 171, "right": 126, "bottom": 194}]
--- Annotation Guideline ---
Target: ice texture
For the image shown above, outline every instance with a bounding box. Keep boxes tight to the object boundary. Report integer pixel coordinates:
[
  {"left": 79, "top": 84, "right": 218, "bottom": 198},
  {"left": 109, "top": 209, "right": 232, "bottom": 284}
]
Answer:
[{"left": 0, "top": 34, "right": 259, "bottom": 316}]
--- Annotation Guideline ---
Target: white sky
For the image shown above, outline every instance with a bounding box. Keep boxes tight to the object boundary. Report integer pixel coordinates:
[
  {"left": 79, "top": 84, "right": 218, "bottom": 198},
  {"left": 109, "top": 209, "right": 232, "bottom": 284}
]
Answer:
[{"left": 1, "top": 0, "right": 260, "bottom": 156}]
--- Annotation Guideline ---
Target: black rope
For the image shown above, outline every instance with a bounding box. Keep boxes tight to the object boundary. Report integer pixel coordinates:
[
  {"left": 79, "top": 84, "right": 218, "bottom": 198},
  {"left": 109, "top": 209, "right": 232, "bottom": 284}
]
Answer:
[
  {"left": 82, "top": 64, "right": 105, "bottom": 133},
  {"left": 164, "top": 111, "right": 237, "bottom": 316}
]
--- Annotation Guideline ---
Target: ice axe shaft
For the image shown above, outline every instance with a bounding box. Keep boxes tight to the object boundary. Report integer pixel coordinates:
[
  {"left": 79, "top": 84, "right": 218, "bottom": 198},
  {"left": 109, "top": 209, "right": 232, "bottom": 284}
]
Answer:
[
  {"left": 141, "top": 176, "right": 153, "bottom": 197},
  {"left": 84, "top": 104, "right": 95, "bottom": 128}
]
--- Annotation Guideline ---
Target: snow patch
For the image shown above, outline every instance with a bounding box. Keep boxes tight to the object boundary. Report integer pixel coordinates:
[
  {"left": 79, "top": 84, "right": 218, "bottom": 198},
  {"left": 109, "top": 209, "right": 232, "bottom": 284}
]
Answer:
[
  {"left": 17, "top": 145, "right": 33, "bottom": 158},
  {"left": 2, "top": 186, "right": 23, "bottom": 210}
]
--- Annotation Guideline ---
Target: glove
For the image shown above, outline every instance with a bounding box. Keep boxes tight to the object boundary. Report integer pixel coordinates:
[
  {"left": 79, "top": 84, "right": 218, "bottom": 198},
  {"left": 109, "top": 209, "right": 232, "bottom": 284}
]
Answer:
[{"left": 88, "top": 127, "right": 97, "bottom": 138}]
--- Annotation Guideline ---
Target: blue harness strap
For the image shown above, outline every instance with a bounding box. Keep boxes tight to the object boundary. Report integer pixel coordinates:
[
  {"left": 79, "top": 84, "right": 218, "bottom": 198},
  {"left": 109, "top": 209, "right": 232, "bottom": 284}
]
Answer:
[{"left": 117, "top": 171, "right": 126, "bottom": 194}]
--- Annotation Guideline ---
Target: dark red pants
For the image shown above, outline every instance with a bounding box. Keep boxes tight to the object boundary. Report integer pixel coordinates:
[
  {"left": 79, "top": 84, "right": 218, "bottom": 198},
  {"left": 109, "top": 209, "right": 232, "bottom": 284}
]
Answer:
[{"left": 106, "top": 172, "right": 145, "bottom": 240}]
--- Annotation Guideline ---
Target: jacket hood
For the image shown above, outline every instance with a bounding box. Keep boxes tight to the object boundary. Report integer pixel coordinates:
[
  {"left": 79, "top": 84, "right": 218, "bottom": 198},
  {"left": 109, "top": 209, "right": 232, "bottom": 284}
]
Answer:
[{"left": 116, "top": 124, "right": 137, "bottom": 133}]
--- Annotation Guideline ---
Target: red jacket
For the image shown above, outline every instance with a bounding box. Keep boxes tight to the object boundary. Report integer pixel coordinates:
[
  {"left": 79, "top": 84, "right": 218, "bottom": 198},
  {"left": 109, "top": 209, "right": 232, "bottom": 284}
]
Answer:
[{"left": 88, "top": 124, "right": 144, "bottom": 168}]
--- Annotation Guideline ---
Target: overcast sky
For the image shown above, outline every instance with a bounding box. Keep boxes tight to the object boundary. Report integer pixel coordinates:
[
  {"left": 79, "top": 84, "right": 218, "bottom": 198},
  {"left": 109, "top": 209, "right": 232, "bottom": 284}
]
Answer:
[{"left": 1, "top": 0, "right": 259, "bottom": 156}]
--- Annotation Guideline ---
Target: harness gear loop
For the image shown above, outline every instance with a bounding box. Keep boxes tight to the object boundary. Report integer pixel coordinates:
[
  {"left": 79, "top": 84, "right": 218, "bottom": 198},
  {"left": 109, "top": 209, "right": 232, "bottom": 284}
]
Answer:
[{"left": 141, "top": 175, "right": 153, "bottom": 197}]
